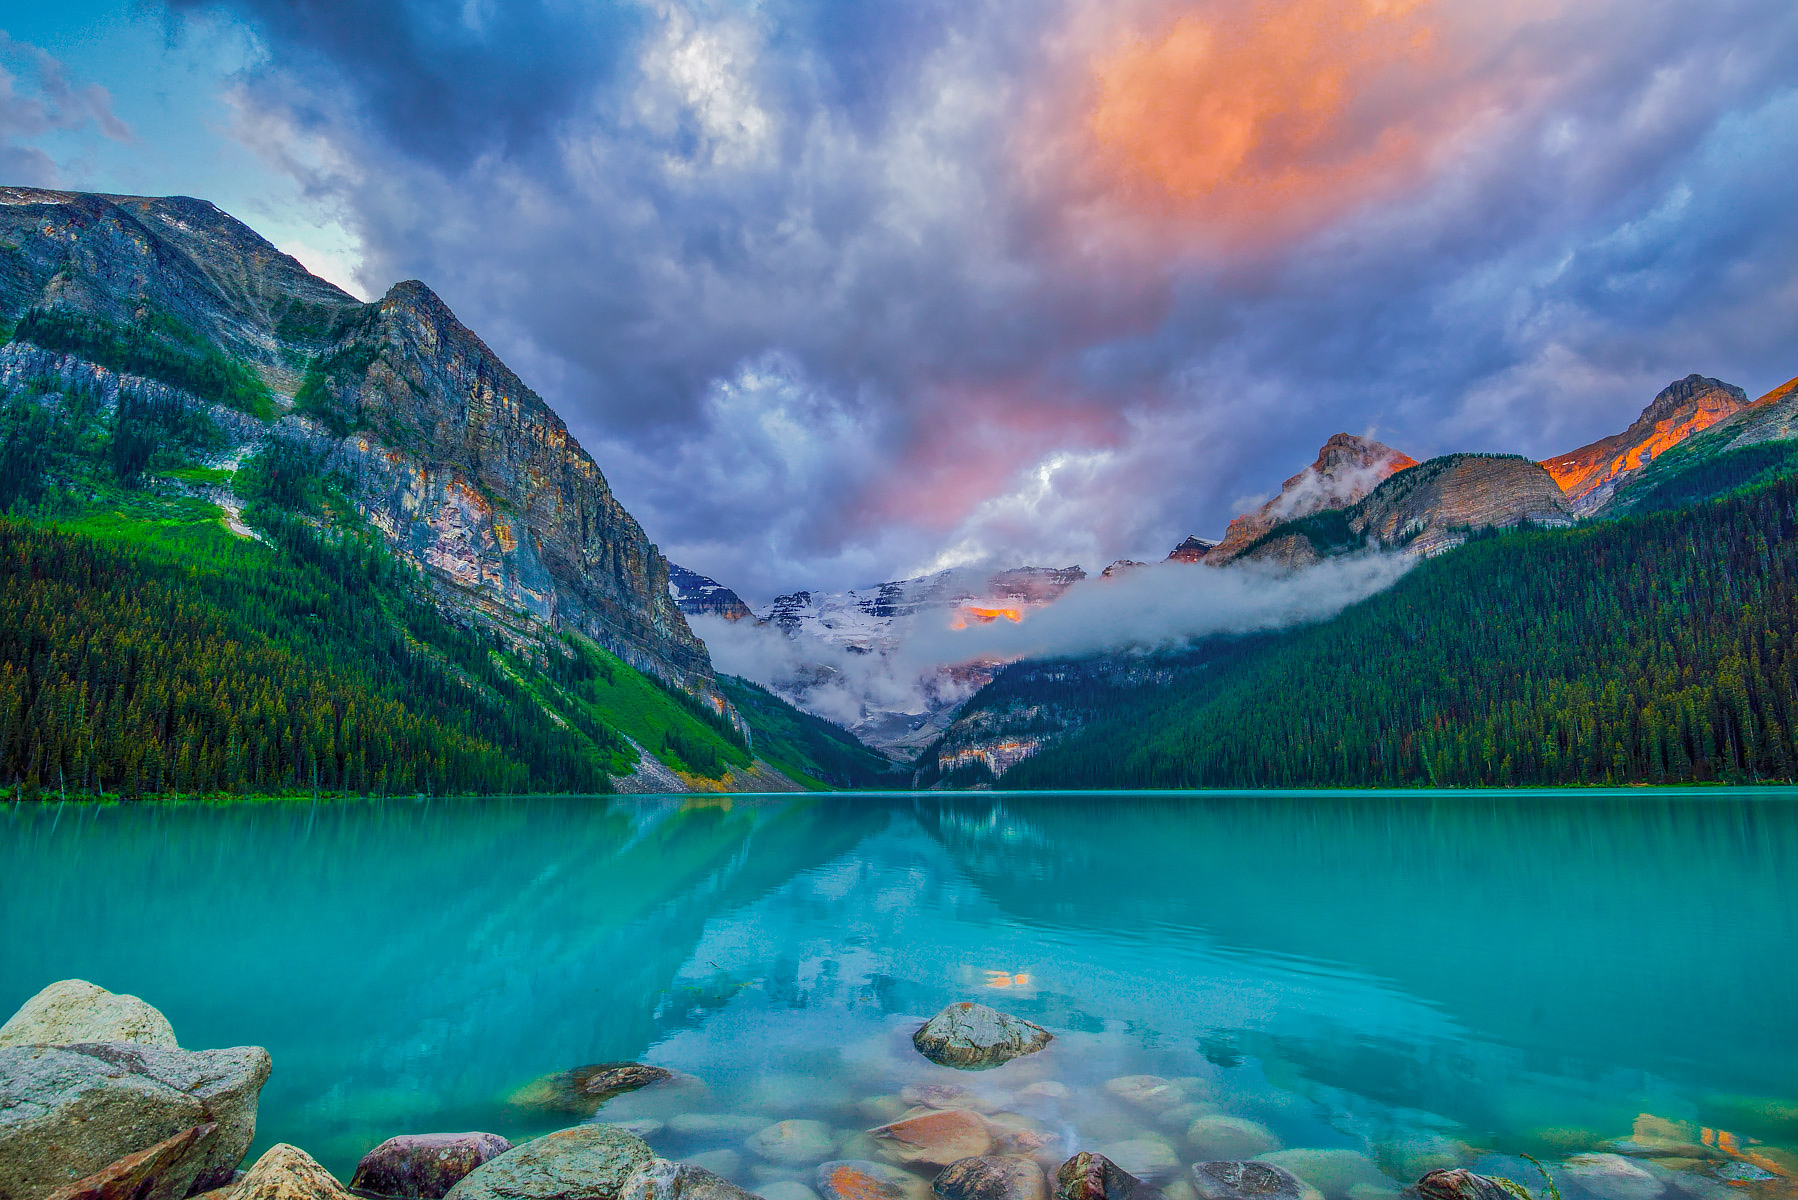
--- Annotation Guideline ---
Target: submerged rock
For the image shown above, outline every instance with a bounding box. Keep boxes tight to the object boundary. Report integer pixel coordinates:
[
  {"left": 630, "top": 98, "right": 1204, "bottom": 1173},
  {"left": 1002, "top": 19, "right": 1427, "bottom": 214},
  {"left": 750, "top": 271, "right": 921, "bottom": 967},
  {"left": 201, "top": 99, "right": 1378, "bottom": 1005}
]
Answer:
[
  {"left": 748, "top": 1122, "right": 839, "bottom": 1166},
  {"left": 41, "top": 1124, "right": 215, "bottom": 1200},
  {"left": 1105, "top": 1079, "right": 1189, "bottom": 1113},
  {"left": 1252, "top": 1152, "right": 1387, "bottom": 1200},
  {"left": 622, "top": 1161, "right": 762, "bottom": 1200},
  {"left": 815, "top": 1160, "right": 934, "bottom": 1200},
  {"left": 1054, "top": 1152, "right": 1159, "bottom": 1200},
  {"left": 508, "top": 1064, "right": 674, "bottom": 1117},
  {"left": 759, "top": 1184, "right": 823, "bottom": 1200},
  {"left": 934, "top": 1157, "right": 1048, "bottom": 1200},
  {"left": 1560, "top": 1155, "right": 1666, "bottom": 1200},
  {"left": 0, "top": 981, "right": 178, "bottom": 1050},
  {"left": 1403, "top": 1171, "right": 1526, "bottom": 1200},
  {"left": 1190, "top": 1163, "right": 1316, "bottom": 1200},
  {"left": 233, "top": 1145, "right": 358, "bottom": 1200},
  {"left": 350, "top": 1133, "right": 513, "bottom": 1199},
  {"left": 1187, "top": 1119, "right": 1279, "bottom": 1162},
  {"left": 672, "top": 1115, "right": 773, "bottom": 1141},
  {"left": 870, "top": 1110, "right": 993, "bottom": 1169},
  {"left": 0, "top": 1042, "right": 271, "bottom": 1200},
  {"left": 1096, "top": 1145, "right": 1180, "bottom": 1186},
  {"left": 443, "top": 1125, "right": 655, "bottom": 1200},
  {"left": 904, "top": 1086, "right": 977, "bottom": 1111},
  {"left": 913, "top": 1005, "right": 1052, "bottom": 1071},
  {"left": 686, "top": 1152, "right": 745, "bottom": 1181}
]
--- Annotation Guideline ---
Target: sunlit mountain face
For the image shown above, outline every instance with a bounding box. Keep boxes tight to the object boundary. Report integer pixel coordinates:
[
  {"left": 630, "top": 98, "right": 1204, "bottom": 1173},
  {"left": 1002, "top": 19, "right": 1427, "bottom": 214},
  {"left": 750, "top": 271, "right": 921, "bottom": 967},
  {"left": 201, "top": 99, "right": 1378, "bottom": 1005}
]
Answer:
[{"left": 18, "top": 0, "right": 1797, "bottom": 598}]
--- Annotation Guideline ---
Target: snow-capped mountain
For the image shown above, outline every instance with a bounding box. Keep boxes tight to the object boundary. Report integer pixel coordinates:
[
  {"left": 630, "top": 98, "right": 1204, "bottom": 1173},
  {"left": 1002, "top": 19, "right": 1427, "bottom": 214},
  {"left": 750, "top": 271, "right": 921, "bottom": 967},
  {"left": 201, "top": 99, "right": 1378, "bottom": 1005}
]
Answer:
[{"left": 667, "top": 563, "right": 753, "bottom": 621}]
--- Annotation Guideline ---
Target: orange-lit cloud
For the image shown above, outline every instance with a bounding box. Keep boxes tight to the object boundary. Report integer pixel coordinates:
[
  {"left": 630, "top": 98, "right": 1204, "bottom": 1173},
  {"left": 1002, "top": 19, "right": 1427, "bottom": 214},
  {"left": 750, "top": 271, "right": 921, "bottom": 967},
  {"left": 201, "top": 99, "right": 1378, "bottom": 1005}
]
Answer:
[{"left": 1076, "top": 0, "right": 1446, "bottom": 236}]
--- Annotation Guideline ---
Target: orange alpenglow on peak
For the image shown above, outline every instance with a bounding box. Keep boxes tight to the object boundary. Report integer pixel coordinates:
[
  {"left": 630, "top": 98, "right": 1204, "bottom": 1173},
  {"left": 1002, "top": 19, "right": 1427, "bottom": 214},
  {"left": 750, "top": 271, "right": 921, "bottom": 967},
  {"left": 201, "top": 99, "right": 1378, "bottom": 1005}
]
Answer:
[
  {"left": 1541, "top": 374, "right": 1749, "bottom": 515},
  {"left": 1202, "top": 433, "right": 1417, "bottom": 564},
  {"left": 1165, "top": 537, "right": 1217, "bottom": 563}
]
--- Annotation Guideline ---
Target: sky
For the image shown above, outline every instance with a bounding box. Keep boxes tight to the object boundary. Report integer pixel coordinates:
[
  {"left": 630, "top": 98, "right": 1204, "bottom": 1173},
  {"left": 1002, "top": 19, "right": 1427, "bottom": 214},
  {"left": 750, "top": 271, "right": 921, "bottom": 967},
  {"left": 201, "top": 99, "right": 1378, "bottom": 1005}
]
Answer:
[{"left": 4, "top": 0, "right": 1798, "bottom": 603}]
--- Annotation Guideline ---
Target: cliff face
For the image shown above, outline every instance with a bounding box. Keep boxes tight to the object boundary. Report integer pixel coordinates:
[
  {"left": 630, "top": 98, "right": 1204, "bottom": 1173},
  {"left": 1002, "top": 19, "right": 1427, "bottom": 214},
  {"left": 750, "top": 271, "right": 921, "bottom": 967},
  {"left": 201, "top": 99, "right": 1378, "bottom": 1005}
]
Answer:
[
  {"left": 1542, "top": 374, "right": 1749, "bottom": 515},
  {"left": 1165, "top": 535, "right": 1216, "bottom": 563},
  {"left": 1207, "top": 433, "right": 1417, "bottom": 564},
  {"left": 0, "top": 187, "right": 712, "bottom": 686},
  {"left": 1346, "top": 454, "right": 1573, "bottom": 556}
]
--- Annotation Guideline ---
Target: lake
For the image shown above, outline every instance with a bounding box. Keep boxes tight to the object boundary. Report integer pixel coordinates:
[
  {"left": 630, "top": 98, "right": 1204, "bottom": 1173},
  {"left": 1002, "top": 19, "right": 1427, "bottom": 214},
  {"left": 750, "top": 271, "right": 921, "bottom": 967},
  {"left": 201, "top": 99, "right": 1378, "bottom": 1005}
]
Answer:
[{"left": 3, "top": 791, "right": 1795, "bottom": 1200}]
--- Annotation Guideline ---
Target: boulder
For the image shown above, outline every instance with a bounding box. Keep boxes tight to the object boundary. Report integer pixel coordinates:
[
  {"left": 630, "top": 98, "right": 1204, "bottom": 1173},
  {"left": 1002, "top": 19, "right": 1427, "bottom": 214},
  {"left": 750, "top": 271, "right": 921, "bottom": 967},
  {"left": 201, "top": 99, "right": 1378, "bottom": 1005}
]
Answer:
[
  {"left": 1094, "top": 1146, "right": 1179, "bottom": 1186},
  {"left": 443, "top": 1125, "right": 656, "bottom": 1200},
  {"left": 870, "top": 1111, "right": 993, "bottom": 1169},
  {"left": 1054, "top": 1153, "right": 1159, "bottom": 1200},
  {"left": 748, "top": 1123, "right": 838, "bottom": 1167},
  {"left": 1403, "top": 1171, "right": 1524, "bottom": 1200},
  {"left": 232, "top": 1145, "right": 356, "bottom": 1200},
  {"left": 507, "top": 1064, "right": 674, "bottom": 1117},
  {"left": 934, "top": 1157, "right": 1048, "bottom": 1200},
  {"left": 0, "top": 1043, "right": 271, "bottom": 1200},
  {"left": 903, "top": 1086, "right": 976, "bottom": 1112},
  {"left": 0, "top": 982, "right": 178, "bottom": 1050},
  {"left": 1104, "top": 1079, "right": 1188, "bottom": 1113},
  {"left": 42, "top": 1125, "right": 215, "bottom": 1200},
  {"left": 1190, "top": 1163, "right": 1315, "bottom": 1200},
  {"left": 1186, "top": 1120, "right": 1279, "bottom": 1162},
  {"left": 1558, "top": 1155, "right": 1665, "bottom": 1200},
  {"left": 349, "top": 1134, "right": 513, "bottom": 1199},
  {"left": 759, "top": 1185, "right": 822, "bottom": 1200},
  {"left": 913, "top": 1006, "right": 1051, "bottom": 1071},
  {"left": 1252, "top": 1153, "right": 1387, "bottom": 1200},
  {"left": 622, "top": 1162, "right": 763, "bottom": 1200},
  {"left": 1016, "top": 1086, "right": 1070, "bottom": 1107},
  {"left": 672, "top": 1116, "right": 775, "bottom": 1141},
  {"left": 815, "top": 1161, "right": 934, "bottom": 1200}
]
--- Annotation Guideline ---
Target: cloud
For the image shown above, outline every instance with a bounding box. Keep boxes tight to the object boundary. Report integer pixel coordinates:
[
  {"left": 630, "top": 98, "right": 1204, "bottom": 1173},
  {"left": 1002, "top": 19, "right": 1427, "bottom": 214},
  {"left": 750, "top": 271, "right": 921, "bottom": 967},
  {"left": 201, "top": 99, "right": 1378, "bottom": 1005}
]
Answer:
[
  {"left": 0, "top": 33, "right": 132, "bottom": 186},
  {"left": 157, "top": 0, "right": 1798, "bottom": 600}
]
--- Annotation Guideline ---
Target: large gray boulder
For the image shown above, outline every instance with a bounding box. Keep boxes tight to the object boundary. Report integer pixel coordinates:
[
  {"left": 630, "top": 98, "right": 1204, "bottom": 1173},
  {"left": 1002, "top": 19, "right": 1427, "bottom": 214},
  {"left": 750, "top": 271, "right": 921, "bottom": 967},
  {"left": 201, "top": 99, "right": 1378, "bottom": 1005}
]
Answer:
[
  {"left": 1404, "top": 1172, "right": 1529, "bottom": 1200},
  {"left": 1055, "top": 1153, "right": 1160, "bottom": 1200},
  {"left": 0, "top": 982, "right": 177, "bottom": 1050},
  {"left": 443, "top": 1125, "right": 655, "bottom": 1200},
  {"left": 40, "top": 1124, "right": 215, "bottom": 1200},
  {"left": 350, "top": 1135, "right": 514, "bottom": 1199},
  {"left": 935, "top": 1157, "right": 1048, "bottom": 1200},
  {"left": 0, "top": 1043, "right": 271, "bottom": 1200},
  {"left": 913, "top": 1005, "right": 1051, "bottom": 1071}
]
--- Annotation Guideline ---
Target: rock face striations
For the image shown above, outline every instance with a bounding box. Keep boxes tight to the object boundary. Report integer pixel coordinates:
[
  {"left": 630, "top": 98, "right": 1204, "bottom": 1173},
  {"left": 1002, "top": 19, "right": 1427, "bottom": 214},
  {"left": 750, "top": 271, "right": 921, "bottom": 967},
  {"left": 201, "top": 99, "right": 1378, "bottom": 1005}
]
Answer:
[
  {"left": 1204, "top": 434, "right": 1417, "bottom": 565},
  {"left": 0, "top": 187, "right": 712, "bottom": 689},
  {"left": 1542, "top": 374, "right": 1749, "bottom": 515}
]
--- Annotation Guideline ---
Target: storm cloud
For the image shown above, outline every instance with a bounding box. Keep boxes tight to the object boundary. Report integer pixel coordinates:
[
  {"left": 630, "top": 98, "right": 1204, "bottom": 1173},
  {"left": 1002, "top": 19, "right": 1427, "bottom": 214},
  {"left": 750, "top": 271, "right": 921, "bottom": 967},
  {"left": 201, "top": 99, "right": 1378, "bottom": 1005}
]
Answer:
[{"left": 157, "top": 0, "right": 1798, "bottom": 599}]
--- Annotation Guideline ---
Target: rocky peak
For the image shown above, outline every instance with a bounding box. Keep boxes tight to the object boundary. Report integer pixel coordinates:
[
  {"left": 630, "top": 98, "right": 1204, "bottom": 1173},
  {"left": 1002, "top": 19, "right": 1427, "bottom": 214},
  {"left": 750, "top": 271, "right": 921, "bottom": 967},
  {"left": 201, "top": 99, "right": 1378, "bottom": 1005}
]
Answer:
[
  {"left": 1542, "top": 374, "right": 1749, "bottom": 515},
  {"left": 1208, "top": 433, "right": 1418, "bottom": 564},
  {"left": 668, "top": 564, "right": 753, "bottom": 622},
  {"left": 1165, "top": 535, "right": 1217, "bottom": 563}
]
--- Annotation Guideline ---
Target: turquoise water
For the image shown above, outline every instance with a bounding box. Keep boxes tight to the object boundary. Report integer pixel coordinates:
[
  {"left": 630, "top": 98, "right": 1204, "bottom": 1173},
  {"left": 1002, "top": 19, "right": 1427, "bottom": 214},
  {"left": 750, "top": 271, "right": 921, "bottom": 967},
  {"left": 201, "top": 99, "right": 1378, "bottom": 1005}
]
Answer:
[{"left": 3, "top": 792, "right": 1796, "bottom": 1195}]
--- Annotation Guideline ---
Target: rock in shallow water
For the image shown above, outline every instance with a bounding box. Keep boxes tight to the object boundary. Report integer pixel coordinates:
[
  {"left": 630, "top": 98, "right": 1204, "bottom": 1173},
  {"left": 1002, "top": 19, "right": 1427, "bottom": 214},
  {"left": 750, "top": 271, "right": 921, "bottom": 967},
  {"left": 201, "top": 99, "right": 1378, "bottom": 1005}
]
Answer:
[
  {"left": 1105, "top": 1079, "right": 1189, "bottom": 1113},
  {"left": 508, "top": 1064, "right": 675, "bottom": 1117},
  {"left": 815, "top": 1161, "right": 934, "bottom": 1200},
  {"left": 1187, "top": 1120, "right": 1279, "bottom": 1162},
  {"left": 1054, "top": 1152, "right": 1161, "bottom": 1200},
  {"left": 1404, "top": 1170, "right": 1527, "bottom": 1200},
  {"left": 1252, "top": 1152, "right": 1387, "bottom": 1200},
  {"left": 686, "top": 1153, "right": 745, "bottom": 1181},
  {"left": 1096, "top": 1145, "right": 1180, "bottom": 1186},
  {"left": 934, "top": 1157, "right": 1048, "bottom": 1200},
  {"left": 1190, "top": 1162, "right": 1319, "bottom": 1200},
  {"left": 623, "top": 1161, "right": 763, "bottom": 1200},
  {"left": 913, "top": 1005, "right": 1052, "bottom": 1071},
  {"left": 0, "top": 1042, "right": 271, "bottom": 1200},
  {"left": 444, "top": 1125, "right": 655, "bottom": 1200},
  {"left": 748, "top": 1122, "right": 839, "bottom": 1167},
  {"left": 42, "top": 1124, "right": 216, "bottom": 1200},
  {"left": 759, "top": 1184, "right": 823, "bottom": 1200},
  {"left": 870, "top": 1111, "right": 993, "bottom": 1169},
  {"left": 0, "top": 981, "right": 178, "bottom": 1050},
  {"left": 350, "top": 1133, "right": 513, "bottom": 1199},
  {"left": 1559, "top": 1155, "right": 1666, "bottom": 1200},
  {"left": 233, "top": 1145, "right": 357, "bottom": 1200}
]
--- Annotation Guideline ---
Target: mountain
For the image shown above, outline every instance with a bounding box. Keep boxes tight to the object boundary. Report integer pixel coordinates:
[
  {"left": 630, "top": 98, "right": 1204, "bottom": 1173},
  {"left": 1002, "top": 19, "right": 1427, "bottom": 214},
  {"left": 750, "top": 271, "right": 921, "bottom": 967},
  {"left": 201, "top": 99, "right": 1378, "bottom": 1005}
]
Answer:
[
  {"left": 0, "top": 187, "right": 708, "bottom": 686},
  {"left": 667, "top": 563, "right": 753, "bottom": 621},
  {"left": 1165, "top": 535, "right": 1216, "bottom": 562},
  {"left": 1203, "top": 432, "right": 1418, "bottom": 564},
  {"left": 751, "top": 564, "right": 1085, "bottom": 755},
  {"left": 1542, "top": 374, "right": 1749, "bottom": 515},
  {"left": 0, "top": 187, "right": 889, "bottom": 796}
]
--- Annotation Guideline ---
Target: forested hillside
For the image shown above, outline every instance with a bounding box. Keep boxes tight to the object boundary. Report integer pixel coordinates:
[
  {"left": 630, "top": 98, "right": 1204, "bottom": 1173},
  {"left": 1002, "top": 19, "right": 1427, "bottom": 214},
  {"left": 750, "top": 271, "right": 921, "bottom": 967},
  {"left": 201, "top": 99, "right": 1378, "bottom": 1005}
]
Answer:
[{"left": 960, "top": 451, "right": 1798, "bottom": 789}]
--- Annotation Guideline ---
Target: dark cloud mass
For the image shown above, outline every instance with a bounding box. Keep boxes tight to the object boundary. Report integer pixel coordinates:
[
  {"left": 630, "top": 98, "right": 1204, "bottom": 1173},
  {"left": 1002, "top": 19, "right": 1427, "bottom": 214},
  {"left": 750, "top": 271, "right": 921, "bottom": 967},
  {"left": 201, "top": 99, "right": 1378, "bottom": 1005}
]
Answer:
[{"left": 167, "top": 0, "right": 1798, "bottom": 601}]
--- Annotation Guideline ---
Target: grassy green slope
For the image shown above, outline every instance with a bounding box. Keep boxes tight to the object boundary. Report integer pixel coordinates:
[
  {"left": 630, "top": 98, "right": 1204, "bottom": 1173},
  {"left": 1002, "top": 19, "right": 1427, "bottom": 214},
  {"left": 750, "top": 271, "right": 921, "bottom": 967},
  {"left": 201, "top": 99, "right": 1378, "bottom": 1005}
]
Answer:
[
  {"left": 987, "top": 468, "right": 1798, "bottom": 789},
  {"left": 721, "top": 675, "right": 902, "bottom": 789},
  {"left": 0, "top": 379, "right": 884, "bottom": 796}
]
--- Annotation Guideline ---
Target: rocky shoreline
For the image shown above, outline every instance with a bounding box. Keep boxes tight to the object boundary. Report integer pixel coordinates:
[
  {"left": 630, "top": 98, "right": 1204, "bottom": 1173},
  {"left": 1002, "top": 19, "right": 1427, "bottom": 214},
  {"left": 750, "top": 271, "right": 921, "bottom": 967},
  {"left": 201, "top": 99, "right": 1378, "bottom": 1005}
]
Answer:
[{"left": 2, "top": 986, "right": 1787, "bottom": 1200}]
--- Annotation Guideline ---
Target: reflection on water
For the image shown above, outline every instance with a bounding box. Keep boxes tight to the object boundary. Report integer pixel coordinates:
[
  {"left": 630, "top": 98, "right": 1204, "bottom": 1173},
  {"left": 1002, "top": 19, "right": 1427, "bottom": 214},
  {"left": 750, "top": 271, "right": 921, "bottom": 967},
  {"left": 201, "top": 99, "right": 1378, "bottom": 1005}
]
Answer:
[{"left": 2, "top": 792, "right": 1795, "bottom": 1198}]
